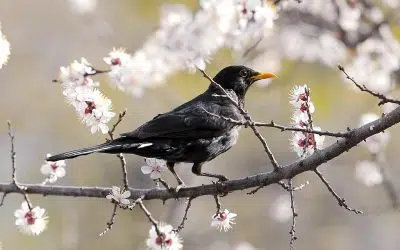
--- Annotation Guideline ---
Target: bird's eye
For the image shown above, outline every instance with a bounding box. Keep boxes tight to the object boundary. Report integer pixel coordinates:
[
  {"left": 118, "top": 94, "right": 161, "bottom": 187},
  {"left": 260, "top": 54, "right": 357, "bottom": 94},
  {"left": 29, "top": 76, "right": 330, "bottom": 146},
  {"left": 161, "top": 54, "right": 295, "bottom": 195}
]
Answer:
[{"left": 239, "top": 69, "right": 248, "bottom": 78}]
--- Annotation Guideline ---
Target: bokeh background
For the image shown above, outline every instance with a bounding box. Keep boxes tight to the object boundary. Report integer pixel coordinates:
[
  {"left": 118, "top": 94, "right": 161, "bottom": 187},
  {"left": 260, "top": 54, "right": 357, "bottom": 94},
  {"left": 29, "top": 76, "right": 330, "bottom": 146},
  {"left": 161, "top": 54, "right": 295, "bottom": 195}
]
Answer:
[{"left": 0, "top": 0, "right": 400, "bottom": 250}]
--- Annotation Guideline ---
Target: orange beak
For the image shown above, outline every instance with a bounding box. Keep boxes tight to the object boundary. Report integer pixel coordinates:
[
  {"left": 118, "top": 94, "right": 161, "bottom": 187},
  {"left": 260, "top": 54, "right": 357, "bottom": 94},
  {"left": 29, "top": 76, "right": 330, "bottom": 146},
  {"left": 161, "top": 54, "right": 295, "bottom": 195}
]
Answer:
[{"left": 250, "top": 72, "right": 278, "bottom": 81}]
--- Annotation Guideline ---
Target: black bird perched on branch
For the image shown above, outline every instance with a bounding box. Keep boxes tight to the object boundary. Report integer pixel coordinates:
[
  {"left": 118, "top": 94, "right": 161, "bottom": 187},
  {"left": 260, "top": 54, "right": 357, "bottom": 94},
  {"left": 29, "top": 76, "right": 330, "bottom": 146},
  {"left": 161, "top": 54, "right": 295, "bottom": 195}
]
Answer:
[{"left": 47, "top": 65, "right": 276, "bottom": 189}]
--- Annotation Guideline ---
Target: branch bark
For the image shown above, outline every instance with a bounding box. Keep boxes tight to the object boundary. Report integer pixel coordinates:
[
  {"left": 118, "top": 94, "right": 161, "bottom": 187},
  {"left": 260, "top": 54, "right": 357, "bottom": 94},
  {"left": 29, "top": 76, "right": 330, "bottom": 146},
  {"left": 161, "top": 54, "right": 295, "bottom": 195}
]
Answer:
[{"left": 1, "top": 106, "right": 399, "bottom": 201}]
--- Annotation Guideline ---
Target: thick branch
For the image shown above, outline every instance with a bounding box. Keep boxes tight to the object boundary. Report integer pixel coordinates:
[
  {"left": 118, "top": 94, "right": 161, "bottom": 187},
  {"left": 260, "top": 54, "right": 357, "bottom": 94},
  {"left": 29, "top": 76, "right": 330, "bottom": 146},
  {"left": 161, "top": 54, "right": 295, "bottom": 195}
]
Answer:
[{"left": 0, "top": 107, "right": 399, "bottom": 201}]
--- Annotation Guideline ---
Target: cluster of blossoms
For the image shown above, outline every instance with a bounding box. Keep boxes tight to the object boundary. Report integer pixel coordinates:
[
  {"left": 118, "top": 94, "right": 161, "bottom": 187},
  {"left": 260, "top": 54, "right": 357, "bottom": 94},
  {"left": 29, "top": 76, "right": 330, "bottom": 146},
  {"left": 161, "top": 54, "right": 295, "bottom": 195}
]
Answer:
[
  {"left": 59, "top": 58, "right": 115, "bottom": 134},
  {"left": 0, "top": 23, "right": 10, "bottom": 69},
  {"left": 354, "top": 113, "right": 390, "bottom": 187},
  {"left": 290, "top": 85, "right": 324, "bottom": 158},
  {"left": 251, "top": 0, "right": 400, "bottom": 91},
  {"left": 13, "top": 154, "right": 70, "bottom": 235},
  {"left": 146, "top": 223, "right": 183, "bottom": 250},
  {"left": 97, "top": 0, "right": 278, "bottom": 96}
]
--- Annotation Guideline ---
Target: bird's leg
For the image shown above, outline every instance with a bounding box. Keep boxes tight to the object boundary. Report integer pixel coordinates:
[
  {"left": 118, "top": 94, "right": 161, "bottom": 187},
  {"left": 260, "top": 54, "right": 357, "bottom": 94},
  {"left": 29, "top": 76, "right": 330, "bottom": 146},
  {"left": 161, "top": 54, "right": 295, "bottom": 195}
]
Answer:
[
  {"left": 192, "top": 163, "right": 229, "bottom": 182},
  {"left": 167, "top": 162, "right": 186, "bottom": 191}
]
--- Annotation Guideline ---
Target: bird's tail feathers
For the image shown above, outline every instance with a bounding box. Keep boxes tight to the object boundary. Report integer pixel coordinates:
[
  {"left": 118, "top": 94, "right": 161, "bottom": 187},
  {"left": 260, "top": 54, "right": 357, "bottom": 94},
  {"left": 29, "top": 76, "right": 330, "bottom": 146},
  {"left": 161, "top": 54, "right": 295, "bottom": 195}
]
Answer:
[{"left": 46, "top": 143, "right": 116, "bottom": 161}]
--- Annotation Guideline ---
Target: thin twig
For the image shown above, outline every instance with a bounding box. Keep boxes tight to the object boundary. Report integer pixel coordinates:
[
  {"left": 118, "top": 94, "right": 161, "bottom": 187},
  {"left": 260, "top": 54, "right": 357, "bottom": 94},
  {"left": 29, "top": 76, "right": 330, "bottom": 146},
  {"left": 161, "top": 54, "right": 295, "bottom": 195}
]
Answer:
[
  {"left": 338, "top": 65, "right": 400, "bottom": 106},
  {"left": 198, "top": 68, "right": 280, "bottom": 171},
  {"left": 314, "top": 169, "right": 363, "bottom": 214},
  {"left": 107, "top": 111, "right": 129, "bottom": 190},
  {"left": 157, "top": 178, "right": 172, "bottom": 190},
  {"left": 0, "top": 193, "right": 7, "bottom": 206},
  {"left": 7, "top": 121, "right": 32, "bottom": 210},
  {"left": 288, "top": 179, "right": 298, "bottom": 249},
  {"left": 108, "top": 110, "right": 127, "bottom": 140},
  {"left": 278, "top": 180, "right": 310, "bottom": 191},
  {"left": 174, "top": 197, "right": 194, "bottom": 232},
  {"left": 213, "top": 194, "right": 222, "bottom": 214},
  {"left": 99, "top": 203, "right": 118, "bottom": 237},
  {"left": 117, "top": 153, "right": 129, "bottom": 190},
  {"left": 52, "top": 68, "right": 111, "bottom": 83},
  {"left": 137, "top": 198, "right": 162, "bottom": 236},
  {"left": 202, "top": 108, "right": 349, "bottom": 138}
]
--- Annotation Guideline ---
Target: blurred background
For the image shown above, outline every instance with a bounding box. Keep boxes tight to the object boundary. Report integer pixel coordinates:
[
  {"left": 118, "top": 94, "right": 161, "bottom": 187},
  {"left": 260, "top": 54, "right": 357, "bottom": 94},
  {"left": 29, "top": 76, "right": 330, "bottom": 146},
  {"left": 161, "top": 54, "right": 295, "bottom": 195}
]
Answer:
[{"left": 0, "top": 0, "right": 400, "bottom": 249}]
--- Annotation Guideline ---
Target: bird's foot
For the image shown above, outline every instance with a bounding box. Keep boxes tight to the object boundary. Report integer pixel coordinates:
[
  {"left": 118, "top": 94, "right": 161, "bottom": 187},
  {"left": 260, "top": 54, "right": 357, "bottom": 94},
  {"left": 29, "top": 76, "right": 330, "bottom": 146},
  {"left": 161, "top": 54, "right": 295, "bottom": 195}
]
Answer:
[{"left": 217, "top": 175, "right": 229, "bottom": 182}]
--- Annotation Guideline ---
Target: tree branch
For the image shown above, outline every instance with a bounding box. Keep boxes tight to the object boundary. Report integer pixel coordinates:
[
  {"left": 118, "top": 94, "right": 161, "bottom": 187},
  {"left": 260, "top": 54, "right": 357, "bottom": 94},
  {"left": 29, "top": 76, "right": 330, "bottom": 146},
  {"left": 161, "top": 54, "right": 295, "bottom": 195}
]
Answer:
[{"left": 0, "top": 106, "right": 399, "bottom": 201}]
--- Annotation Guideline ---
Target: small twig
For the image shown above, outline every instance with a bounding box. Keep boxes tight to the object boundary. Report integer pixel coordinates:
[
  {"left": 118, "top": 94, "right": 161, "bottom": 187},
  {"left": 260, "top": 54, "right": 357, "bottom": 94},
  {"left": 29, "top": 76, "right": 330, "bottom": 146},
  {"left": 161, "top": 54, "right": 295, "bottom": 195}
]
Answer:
[
  {"left": 198, "top": 69, "right": 280, "bottom": 171},
  {"left": 108, "top": 110, "right": 127, "bottom": 140},
  {"left": 52, "top": 68, "right": 110, "bottom": 83},
  {"left": 157, "top": 178, "right": 172, "bottom": 190},
  {"left": 288, "top": 179, "right": 298, "bottom": 249},
  {"left": 137, "top": 198, "right": 162, "bottom": 236},
  {"left": 202, "top": 108, "right": 349, "bottom": 138},
  {"left": 117, "top": 153, "right": 129, "bottom": 190},
  {"left": 107, "top": 111, "right": 129, "bottom": 190},
  {"left": 0, "top": 193, "right": 7, "bottom": 206},
  {"left": 174, "top": 197, "right": 194, "bottom": 232},
  {"left": 213, "top": 194, "right": 222, "bottom": 214},
  {"left": 7, "top": 121, "right": 32, "bottom": 210},
  {"left": 314, "top": 169, "right": 363, "bottom": 214},
  {"left": 99, "top": 203, "right": 118, "bottom": 237},
  {"left": 278, "top": 180, "right": 310, "bottom": 191},
  {"left": 338, "top": 65, "right": 400, "bottom": 106}
]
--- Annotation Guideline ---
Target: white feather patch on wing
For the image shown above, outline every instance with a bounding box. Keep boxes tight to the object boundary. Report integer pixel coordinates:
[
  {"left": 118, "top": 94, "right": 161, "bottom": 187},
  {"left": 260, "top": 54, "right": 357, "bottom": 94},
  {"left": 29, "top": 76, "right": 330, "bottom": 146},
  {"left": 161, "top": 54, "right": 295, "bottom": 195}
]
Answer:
[{"left": 138, "top": 143, "right": 153, "bottom": 149}]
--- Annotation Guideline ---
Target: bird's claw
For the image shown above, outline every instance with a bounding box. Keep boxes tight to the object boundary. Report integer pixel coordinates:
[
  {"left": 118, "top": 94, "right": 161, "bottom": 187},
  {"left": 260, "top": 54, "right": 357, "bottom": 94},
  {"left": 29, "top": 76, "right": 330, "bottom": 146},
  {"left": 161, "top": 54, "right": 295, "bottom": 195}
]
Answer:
[{"left": 217, "top": 176, "right": 229, "bottom": 182}]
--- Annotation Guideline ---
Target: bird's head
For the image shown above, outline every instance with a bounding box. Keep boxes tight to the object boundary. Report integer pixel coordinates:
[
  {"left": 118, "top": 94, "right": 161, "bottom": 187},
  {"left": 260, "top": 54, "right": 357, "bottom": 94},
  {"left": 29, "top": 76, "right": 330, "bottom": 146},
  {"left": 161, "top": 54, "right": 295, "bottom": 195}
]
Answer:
[{"left": 210, "top": 65, "right": 277, "bottom": 100}]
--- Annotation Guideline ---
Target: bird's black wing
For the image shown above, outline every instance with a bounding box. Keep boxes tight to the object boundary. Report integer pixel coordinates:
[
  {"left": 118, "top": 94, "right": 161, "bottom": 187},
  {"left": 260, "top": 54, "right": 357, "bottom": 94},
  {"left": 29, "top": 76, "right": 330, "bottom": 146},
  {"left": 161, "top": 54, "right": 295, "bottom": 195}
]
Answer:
[{"left": 120, "top": 97, "right": 239, "bottom": 140}]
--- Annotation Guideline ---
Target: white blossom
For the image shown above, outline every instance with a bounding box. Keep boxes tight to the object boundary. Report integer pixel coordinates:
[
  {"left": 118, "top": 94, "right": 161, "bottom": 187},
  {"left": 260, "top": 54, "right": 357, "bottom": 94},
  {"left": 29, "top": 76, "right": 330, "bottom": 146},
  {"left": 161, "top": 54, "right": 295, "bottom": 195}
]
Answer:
[
  {"left": 141, "top": 158, "right": 167, "bottom": 180},
  {"left": 14, "top": 202, "right": 48, "bottom": 236},
  {"left": 355, "top": 160, "right": 383, "bottom": 187},
  {"left": 0, "top": 23, "right": 10, "bottom": 69},
  {"left": 40, "top": 154, "right": 66, "bottom": 183},
  {"left": 146, "top": 223, "right": 183, "bottom": 250},
  {"left": 359, "top": 113, "right": 390, "bottom": 153},
  {"left": 269, "top": 195, "right": 292, "bottom": 223},
  {"left": 211, "top": 209, "right": 237, "bottom": 232},
  {"left": 106, "top": 186, "right": 131, "bottom": 205},
  {"left": 75, "top": 88, "right": 115, "bottom": 134}
]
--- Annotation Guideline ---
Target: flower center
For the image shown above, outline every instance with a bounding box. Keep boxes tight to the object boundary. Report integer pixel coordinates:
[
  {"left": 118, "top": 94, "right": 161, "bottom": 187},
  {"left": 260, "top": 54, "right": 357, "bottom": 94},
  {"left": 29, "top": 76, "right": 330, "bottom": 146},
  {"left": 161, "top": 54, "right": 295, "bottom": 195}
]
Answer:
[
  {"left": 24, "top": 211, "right": 35, "bottom": 225},
  {"left": 51, "top": 163, "right": 58, "bottom": 171},
  {"left": 111, "top": 58, "right": 121, "bottom": 66},
  {"left": 155, "top": 234, "right": 172, "bottom": 246},
  {"left": 85, "top": 101, "right": 96, "bottom": 114}
]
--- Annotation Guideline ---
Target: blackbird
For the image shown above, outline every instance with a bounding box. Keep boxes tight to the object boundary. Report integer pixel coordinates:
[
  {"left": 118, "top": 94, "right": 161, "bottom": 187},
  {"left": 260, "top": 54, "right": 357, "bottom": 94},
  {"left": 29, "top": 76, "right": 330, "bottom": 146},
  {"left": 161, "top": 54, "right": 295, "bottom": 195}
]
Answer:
[{"left": 47, "top": 65, "right": 276, "bottom": 188}]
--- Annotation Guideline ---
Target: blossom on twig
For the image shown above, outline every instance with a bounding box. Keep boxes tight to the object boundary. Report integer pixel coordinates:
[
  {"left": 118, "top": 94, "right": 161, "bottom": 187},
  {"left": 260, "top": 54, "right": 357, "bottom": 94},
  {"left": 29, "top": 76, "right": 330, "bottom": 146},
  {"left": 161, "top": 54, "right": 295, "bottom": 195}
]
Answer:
[
  {"left": 14, "top": 202, "right": 48, "bottom": 236},
  {"left": 211, "top": 209, "right": 237, "bottom": 232},
  {"left": 290, "top": 85, "right": 325, "bottom": 157},
  {"left": 106, "top": 186, "right": 131, "bottom": 205},
  {"left": 146, "top": 223, "right": 183, "bottom": 250},
  {"left": 58, "top": 58, "right": 115, "bottom": 134},
  {"left": 40, "top": 154, "right": 67, "bottom": 184},
  {"left": 141, "top": 158, "right": 167, "bottom": 180}
]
